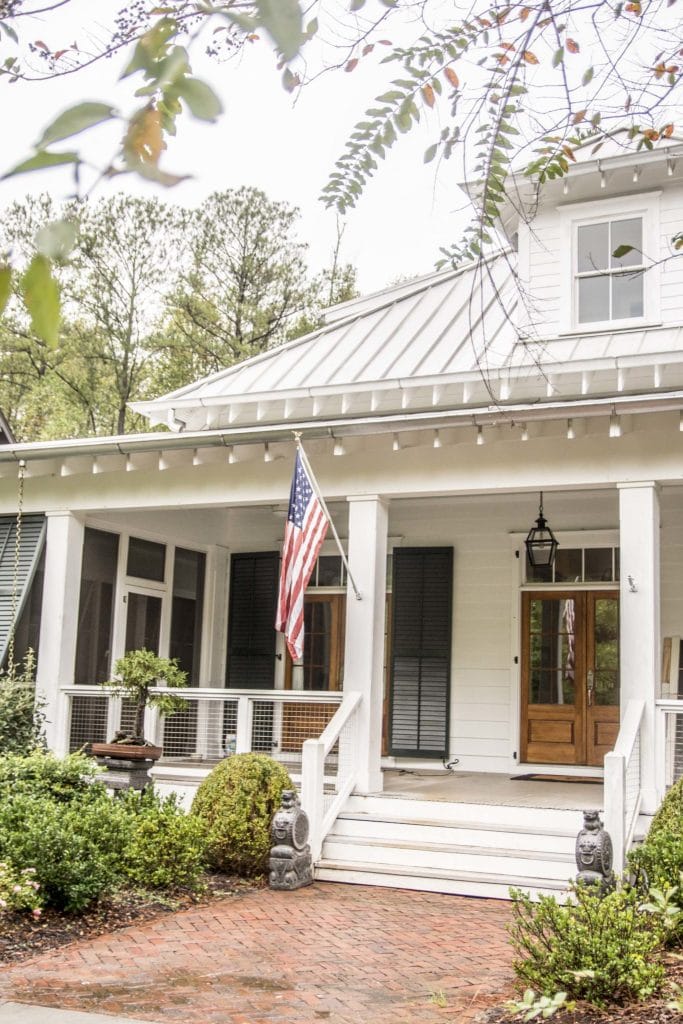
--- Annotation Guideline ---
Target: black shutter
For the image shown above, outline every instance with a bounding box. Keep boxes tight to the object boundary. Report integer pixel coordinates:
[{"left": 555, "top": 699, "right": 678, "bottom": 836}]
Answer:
[
  {"left": 226, "top": 552, "right": 279, "bottom": 689},
  {"left": 389, "top": 547, "right": 453, "bottom": 758}
]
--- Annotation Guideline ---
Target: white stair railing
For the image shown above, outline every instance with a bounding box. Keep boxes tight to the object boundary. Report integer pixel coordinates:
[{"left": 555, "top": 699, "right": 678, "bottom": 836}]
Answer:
[
  {"left": 301, "top": 691, "right": 363, "bottom": 861},
  {"left": 604, "top": 698, "right": 645, "bottom": 874}
]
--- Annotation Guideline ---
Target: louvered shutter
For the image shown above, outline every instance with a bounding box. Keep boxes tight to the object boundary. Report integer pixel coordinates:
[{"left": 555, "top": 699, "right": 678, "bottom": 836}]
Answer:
[
  {"left": 0, "top": 514, "right": 46, "bottom": 666},
  {"left": 389, "top": 547, "right": 453, "bottom": 758},
  {"left": 226, "top": 552, "right": 279, "bottom": 689}
]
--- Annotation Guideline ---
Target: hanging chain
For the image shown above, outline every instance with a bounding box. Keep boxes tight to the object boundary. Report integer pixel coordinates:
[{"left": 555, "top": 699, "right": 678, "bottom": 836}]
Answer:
[{"left": 7, "top": 459, "right": 26, "bottom": 681}]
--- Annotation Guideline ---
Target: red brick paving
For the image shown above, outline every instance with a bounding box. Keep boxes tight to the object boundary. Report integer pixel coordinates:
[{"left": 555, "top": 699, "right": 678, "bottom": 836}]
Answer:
[{"left": 0, "top": 883, "right": 515, "bottom": 1023}]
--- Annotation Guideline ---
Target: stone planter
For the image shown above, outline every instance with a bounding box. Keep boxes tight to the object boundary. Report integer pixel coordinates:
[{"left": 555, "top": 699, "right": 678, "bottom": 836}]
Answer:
[{"left": 90, "top": 742, "right": 162, "bottom": 792}]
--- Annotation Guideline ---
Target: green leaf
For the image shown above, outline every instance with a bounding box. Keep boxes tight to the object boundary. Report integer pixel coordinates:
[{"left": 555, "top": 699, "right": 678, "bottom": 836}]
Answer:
[
  {"left": 582, "top": 66, "right": 594, "bottom": 85},
  {"left": 612, "top": 244, "right": 634, "bottom": 259},
  {"left": 350, "top": 0, "right": 366, "bottom": 8},
  {"left": 0, "top": 266, "right": 11, "bottom": 316},
  {"left": 1, "top": 150, "right": 79, "bottom": 180},
  {"left": 0, "top": 21, "right": 18, "bottom": 43},
  {"left": 36, "top": 102, "right": 116, "bottom": 149},
  {"left": 255, "top": 0, "right": 304, "bottom": 60},
  {"left": 424, "top": 143, "right": 438, "bottom": 163},
  {"left": 21, "top": 254, "right": 60, "bottom": 347},
  {"left": 175, "top": 77, "right": 223, "bottom": 122},
  {"left": 35, "top": 219, "right": 77, "bottom": 262}
]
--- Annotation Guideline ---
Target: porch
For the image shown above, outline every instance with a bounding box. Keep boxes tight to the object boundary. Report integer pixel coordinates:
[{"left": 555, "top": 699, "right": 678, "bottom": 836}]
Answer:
[{"left": 57, "top": 679, "right": 682, "bottom": 898}]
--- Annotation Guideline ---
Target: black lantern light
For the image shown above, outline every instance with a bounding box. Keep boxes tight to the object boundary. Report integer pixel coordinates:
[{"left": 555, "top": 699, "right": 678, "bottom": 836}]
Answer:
[{"left": 525, "top": 491, "right": 558, "bottom": 569}]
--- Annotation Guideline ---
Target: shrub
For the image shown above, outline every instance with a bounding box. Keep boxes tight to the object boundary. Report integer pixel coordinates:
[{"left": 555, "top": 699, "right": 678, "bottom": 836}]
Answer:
[
  {"left": 0, "top": 862, "right": 43, "bottom": 919},
  {"left": 509, "top": 883, "right": 666, "bottom": 1007},
  {"left": 191, "top": 753, "right": 293, "bottom": 876},
  {"left": 119, "top": 789, "right": 206, "bottom": 891},
  {"left": 0, "top": 791, "right": 130, "bottom": 911},
  {"left": 0, "top": 750, "right": 105, "bottom": 804},
  {"left": 630, "top": 776, "right": 683, "bottom": 890},
  {"left": 0, "top": 651, "right": 45, "bottom": 755}
]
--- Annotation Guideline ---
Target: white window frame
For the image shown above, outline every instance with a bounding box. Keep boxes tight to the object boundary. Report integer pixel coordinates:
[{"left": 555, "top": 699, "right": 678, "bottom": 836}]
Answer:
[{"left": 558, "top": 192, "right": 661, "bottom": 334}]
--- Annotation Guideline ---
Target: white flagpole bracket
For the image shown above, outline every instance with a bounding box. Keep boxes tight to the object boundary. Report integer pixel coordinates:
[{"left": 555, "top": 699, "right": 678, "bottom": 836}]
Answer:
[{"left": 295, "top": 434, "right": 363, "bottom": 601}]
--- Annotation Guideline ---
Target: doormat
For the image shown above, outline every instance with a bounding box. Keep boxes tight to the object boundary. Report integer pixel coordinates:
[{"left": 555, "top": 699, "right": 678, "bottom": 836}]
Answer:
[{"left": 511, "top": 774, "right": 602, "bottom": 784}]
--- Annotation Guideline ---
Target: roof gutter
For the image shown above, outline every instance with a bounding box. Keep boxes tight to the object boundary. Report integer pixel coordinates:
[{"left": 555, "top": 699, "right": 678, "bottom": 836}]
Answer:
[{"left": 1, "top": 390, "right": 682, "bottom": 465}]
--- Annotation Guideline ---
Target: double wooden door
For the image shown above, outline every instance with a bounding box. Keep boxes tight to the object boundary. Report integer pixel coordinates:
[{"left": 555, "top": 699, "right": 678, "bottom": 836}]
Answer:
[{"left": 521, "top": 591, "right": 619, "bottom": 766}]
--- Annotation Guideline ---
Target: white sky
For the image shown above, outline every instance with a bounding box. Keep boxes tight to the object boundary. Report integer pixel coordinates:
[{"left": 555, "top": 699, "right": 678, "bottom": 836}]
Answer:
[{"left": 0, "top": 1, "right": 474, "bottom": 294}]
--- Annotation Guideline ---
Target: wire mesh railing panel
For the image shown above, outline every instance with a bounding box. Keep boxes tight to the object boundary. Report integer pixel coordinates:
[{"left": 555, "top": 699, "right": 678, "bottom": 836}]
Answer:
[
  {"left": 69, "top": 695, "right": 109, "bottom": 752},
  {"left": 161, "top": 698, "right": 238, "bottom": 761},
  {"left": 322, "top": 704, "right": 359, "bottom": 819},
  {"left": 120, "top": 699, "right": 137, "bottom": 738},
  {"left": 277, "top": 701, "right": 339, "bottom": 755},
  {"left": 664, "top": 708, "right": 683, "bottom": 788},
  {"left": 624, "top": 728, "right": 641, "bottom": 827}
]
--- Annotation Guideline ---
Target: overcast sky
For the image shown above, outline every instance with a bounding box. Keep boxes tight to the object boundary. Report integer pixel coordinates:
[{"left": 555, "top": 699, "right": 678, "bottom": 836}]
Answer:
[{"left": 0, "top": 1, "right": 473, "bottom": 294}]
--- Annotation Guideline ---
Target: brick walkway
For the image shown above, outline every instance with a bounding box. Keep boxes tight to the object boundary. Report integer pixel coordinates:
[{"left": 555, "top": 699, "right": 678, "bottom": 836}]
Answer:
[{"left": 0, "top": 883, "right": 515, "bottom": 1024}]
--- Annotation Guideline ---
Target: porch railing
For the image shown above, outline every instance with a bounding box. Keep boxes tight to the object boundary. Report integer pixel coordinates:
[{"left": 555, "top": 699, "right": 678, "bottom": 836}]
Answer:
[
  {"left": 61, "top": 685, "right": 343, "bottom": 776},
  {"left": 656, "top": 698, "right": 683, "bottom": 794},
  {"left": 604, "top": 698, "right": 645, "bottom": 875},
  {"left": 301, "top": 690, "right": 362, "bottom": 861}
]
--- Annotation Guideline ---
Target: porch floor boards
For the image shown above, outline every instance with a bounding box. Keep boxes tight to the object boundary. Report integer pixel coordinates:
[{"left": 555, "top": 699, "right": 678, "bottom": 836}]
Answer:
[{"left": 378, "top": 769, "right": 604, "bottom": 811}]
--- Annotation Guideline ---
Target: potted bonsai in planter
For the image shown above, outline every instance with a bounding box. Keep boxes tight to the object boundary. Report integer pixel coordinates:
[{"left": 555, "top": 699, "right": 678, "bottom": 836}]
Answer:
[{"left": 91, "top": 648, "right": 188, "bottom": 764}]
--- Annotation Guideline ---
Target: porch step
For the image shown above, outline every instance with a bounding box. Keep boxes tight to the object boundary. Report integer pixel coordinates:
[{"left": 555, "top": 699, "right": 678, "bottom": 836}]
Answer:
[
  {"left": 335, "top": 812, "right": 577, "bottom": 855},
  {"left": 316, "top": 793, "right": 580, "bottom": 900},
  {"left": 315, "top": 859, "right": 572, "bottom": 902}
]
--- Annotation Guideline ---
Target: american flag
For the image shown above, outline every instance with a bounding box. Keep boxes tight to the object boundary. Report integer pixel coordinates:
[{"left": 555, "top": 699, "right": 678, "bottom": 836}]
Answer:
[{"left": 275, "top": 450, "right": 329, "bottom": 660}]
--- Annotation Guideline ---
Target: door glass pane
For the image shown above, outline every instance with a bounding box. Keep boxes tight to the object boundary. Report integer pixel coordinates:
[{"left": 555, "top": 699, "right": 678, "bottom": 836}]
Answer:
[
  {"left": 594, "top": 598, "right": 619, "bottom": 706},
  {"left": 578, "top": 275, "right": 609, "bottom": 323},
  {"left": 125, "top": 593, "right": 162, "bottom": 653},
  {"left": 528, "top": 598, "right": 576, "bottom": 705},
  {"left": 610, "top": 218, "right": 642, "bottom": 268},
  {"left": 578, "top": 222, "right": 608, "bottom": 272},
  {"left": 612, "top": 271, "right": 644, "bottom": 319},
  {"left": 303, "top": 601, "right": 332, "bottom": 691}
]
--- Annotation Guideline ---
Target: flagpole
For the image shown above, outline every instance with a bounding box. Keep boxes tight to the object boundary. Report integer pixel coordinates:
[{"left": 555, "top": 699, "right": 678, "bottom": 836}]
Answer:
[{"left": 294, "top": 434, "right": 362, "bottom": 601}]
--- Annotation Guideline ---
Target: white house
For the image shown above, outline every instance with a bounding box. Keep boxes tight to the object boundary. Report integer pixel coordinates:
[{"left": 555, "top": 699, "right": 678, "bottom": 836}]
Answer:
[{"left": 1, "top": 141, "right": 682, "bottom": 899}]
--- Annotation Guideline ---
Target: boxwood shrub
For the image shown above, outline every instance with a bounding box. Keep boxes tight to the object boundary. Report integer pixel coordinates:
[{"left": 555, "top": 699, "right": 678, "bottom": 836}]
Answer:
[{"left": 192, "top": 753, "right": 293, "bottom": 876}]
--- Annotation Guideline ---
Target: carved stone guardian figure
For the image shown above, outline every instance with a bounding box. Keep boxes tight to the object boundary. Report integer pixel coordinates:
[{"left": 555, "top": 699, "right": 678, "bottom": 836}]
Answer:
[
  {"left": 575, "top": 810, "right": 615, "bottom": 894},
  {"left": 269, "top": 790, "right": 314, "bottom": 890}
]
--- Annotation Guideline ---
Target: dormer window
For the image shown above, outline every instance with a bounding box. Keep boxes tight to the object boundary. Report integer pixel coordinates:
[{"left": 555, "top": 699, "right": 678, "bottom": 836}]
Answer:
[
  {"left": 559, "top": 191, "right": 660, "bottom": 334},
  {"left": 576, "top": 217, "right": 644, "bottom": 323}
]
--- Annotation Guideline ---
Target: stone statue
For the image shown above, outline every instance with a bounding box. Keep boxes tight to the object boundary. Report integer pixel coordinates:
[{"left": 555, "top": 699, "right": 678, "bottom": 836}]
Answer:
[
  {"left": 575, "top": 810, "right": 615, "bottom": 894},
  {"left": 269, "top": 790, "right": 314, "bottom": 891}
]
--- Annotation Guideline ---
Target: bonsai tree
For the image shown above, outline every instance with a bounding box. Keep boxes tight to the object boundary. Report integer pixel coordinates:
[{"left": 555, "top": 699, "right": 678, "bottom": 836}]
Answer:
[{"left": 100, "top": 649, "right": 188, "bottom": 745}]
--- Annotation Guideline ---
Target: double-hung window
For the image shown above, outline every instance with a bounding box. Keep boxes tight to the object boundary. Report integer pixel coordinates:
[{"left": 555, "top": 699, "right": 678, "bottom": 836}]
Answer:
[
  {"left": 576, "top": 217, "right": 644, "bottom": 324},
  {"left": 560, "top": 192, "right": 660, "bottom": 332}
]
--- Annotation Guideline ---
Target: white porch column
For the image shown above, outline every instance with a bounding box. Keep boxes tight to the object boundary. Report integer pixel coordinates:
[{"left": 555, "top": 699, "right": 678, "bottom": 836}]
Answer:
[
  {"left": 36, "top": 512, "right": 84, "bottom": 755},
  {"left": 618, "top": 482, "right": 660, "bottom": 812},
  {"left": 343, "top": 495, "right": 388, "bottom": 794}
]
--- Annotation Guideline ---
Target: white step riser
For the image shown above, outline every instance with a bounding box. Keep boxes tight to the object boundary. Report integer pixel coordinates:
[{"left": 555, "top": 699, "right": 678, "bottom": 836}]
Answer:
[
  {"left": 315, "top": 865, "right": 571, "bottom": 902},
  {"left": 331, "top": 817, "right": 576, "bottom": 855},
  {"left": 321, "top": 839, "right": 575, "bottom": 882},
  {"left": 344, "top": 794, "right": 588, "bottom": 831}
]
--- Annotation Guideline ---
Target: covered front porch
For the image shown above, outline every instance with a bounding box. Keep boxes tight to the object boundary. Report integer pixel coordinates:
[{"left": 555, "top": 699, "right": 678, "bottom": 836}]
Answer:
[{"left": 18, "top": 446, "right": 679, "bottom": 891}]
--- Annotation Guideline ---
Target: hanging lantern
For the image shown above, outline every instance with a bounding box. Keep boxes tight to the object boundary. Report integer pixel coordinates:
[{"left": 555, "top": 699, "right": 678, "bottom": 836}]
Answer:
[{"left": 525, "top": 492, "right": 558, "bottom": 568}]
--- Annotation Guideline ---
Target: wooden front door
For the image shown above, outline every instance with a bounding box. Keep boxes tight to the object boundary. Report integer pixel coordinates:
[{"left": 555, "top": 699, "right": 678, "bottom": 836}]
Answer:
[
  {"left": 521, "top": 591, "right": 619, "bottom": 767},
  {"left": 283, "top": 594, "right": 344, "bottom": 752}
]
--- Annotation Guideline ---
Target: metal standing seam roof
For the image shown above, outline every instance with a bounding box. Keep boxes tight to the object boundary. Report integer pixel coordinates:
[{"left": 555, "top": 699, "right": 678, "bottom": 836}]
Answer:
[{"left": 132, "top": 253, "right": 683, "bottom": 430}]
